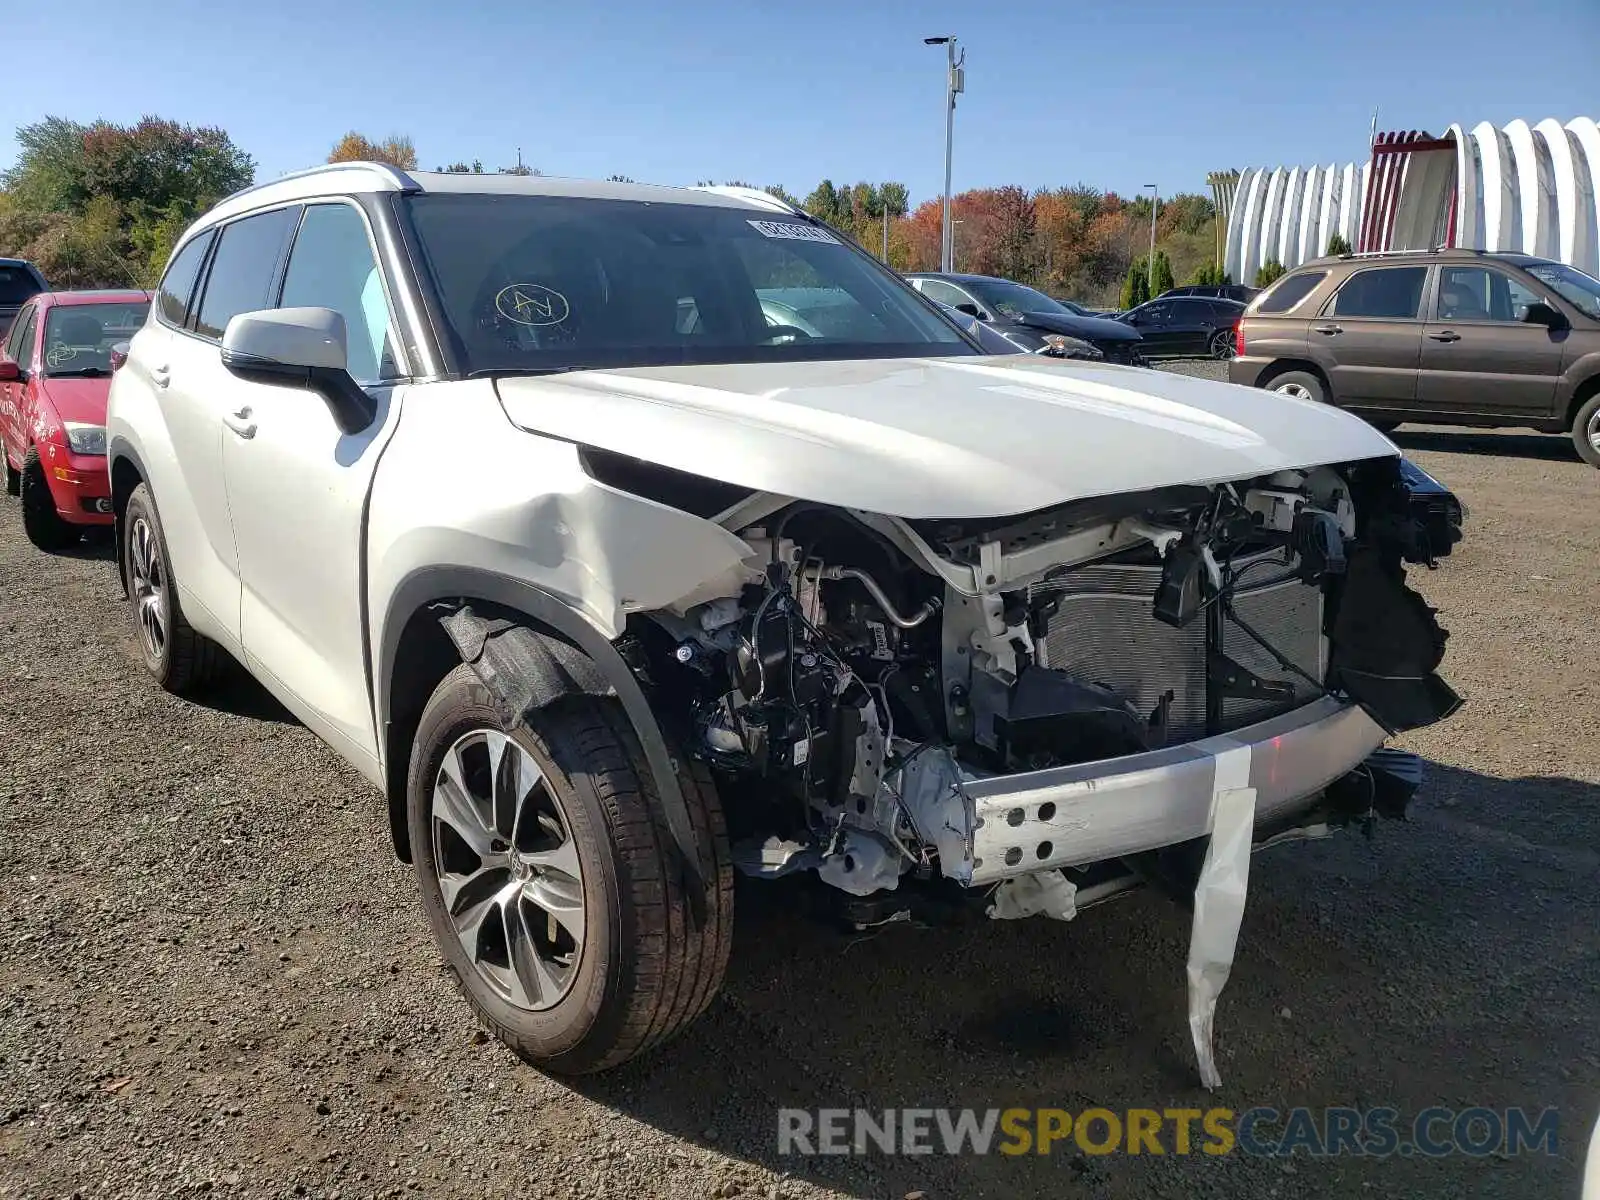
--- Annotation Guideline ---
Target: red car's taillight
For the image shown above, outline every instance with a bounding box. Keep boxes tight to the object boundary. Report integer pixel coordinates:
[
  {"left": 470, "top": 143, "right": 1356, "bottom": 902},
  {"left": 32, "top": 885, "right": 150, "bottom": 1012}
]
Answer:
[{"left": 1234, "top": 323, "right": 1246, "bottom": 357}]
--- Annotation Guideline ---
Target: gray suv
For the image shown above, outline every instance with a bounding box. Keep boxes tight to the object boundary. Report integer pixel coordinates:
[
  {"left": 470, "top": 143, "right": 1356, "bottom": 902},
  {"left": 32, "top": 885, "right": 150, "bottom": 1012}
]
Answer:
[{"left": 1229, "top": 249, "right": 1600, "bottom": 467}]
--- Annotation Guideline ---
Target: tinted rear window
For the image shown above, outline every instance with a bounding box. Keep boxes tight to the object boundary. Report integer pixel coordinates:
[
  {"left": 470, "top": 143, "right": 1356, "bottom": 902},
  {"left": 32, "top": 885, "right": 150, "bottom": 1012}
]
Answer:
[
  {"left": 1257, "top": 271, "right": 1325, "bottom": 314},
  {"left": 194, "top": 208, "right": 297, "bottom": 340},
  {"left": 1326, "top": 266, "right": 1428, "bottom": 319},
  {"left": 0, "top": 265, "right": 42, "bottom": 306},
  {"left": 157, "top": 233, "right": 213, "bottom": 329}
]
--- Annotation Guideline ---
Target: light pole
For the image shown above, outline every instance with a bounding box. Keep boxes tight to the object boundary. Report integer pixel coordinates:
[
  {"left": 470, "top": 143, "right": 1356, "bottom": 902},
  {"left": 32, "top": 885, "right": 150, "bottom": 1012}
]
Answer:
[
  {"left": 1144, "top": 183, "right": 1158, "bottom": 297},
  {"left": 952, "top": 219, "right": 964, "bottom": 273},
  {"left": 925, "top": 35, "right": 965, "bottom": 273}
]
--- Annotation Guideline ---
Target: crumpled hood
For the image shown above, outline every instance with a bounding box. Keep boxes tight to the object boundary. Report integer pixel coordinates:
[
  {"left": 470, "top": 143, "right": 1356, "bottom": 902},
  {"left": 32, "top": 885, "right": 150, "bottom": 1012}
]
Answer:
[
  {"left": 1012, "top": 309, "right": 1142, "bottom": 343},
  {"left": 496, "top": 355, "right": 1396, "bottom": 520}
]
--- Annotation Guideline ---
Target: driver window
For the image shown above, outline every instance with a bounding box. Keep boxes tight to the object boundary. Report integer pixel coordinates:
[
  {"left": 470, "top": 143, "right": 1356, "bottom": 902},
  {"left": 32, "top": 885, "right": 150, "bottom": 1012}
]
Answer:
[
  {"left": 917, "top": 279, "right": 967, "bottom": 308},
  {"left": 279, "top": 203, "right": 398, "bottom": 382},
  {"left": 1437, "top": 267, "right": 1540, "bottom": 322},
  {"left": 4, "top": 304, "right": 35, "bottom": 364}
]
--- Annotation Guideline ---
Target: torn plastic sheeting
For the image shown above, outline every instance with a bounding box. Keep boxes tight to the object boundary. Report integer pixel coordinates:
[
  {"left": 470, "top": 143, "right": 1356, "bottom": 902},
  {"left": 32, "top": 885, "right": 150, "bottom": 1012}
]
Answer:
[
  {"left": 1187, "top": 738, "right": 1257, "bottom": 1091},
  {"left": 986, "top": 869, "right": 1078, "bottom": 921}
]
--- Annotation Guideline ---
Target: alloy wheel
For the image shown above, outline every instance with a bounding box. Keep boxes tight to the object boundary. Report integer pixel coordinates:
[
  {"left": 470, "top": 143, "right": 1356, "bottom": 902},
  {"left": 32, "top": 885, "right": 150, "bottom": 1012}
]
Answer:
[
  {"left": 1210, "top": 330, "right": 1237, "bottom": 359},
  {"left": 1275, "top": 382, "right": 1314, "bottom": 401},
  {"left": 1588, "top": 407, "right": 1600, "bottom": 455},
  {"left": 128, "top": 516, "right": 167, "bottom": 662},
  {"left": 432, "top": 728, "right": 586, "bottom": 1012}
]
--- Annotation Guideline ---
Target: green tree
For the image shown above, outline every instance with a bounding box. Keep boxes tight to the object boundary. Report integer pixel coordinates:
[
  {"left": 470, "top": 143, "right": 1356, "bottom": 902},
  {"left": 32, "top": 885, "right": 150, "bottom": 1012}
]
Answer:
[
  {"left": 803, "top": 179, "right": 842, "bottom": 225},
  {"left": 438, "top": 160, "right": 485, "bottom": 174},
  {"left": 1121, "top": 259, "right": 1151, "bottom": 309},
  {"left": 1325, "top": 232, "right": 1352, "bottom": 257},
  {"left": 1151, "top": 249, "right": 1176, "bottom": 296},
  {"left": 606, "top": 174, "right": 636, "bottom": 183},
  {"left": 1254, "top": 259, "right": 1286, "bottom": 287}
]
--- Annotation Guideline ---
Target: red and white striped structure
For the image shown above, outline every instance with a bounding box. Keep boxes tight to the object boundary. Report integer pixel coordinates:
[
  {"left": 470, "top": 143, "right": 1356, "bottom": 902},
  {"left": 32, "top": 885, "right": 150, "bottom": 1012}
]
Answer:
[{"left": 1217, "top": 116, "right": 1600, "bottom": 284}]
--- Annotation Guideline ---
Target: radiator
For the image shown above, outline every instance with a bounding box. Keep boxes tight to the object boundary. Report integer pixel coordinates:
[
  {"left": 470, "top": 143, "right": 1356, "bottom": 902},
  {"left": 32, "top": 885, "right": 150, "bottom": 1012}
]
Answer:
[{"left": 1030, "top": 549, "right": 1326, "bottom": 743}]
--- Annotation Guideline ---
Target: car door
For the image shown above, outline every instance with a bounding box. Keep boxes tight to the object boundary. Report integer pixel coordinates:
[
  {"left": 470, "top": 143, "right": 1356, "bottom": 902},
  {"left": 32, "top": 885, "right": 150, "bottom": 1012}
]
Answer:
[
  {"left": 223, "top": 200, "right": 406, "bottom": 770},
  {"left": 1168, "top": 299, "right": 1217, "bottom": 355},
  {"left": 1314, "top": 265, "right": 1429, "bottom": 409},
  {"left": 1417, "top": 264, "right": 1564, "bottom": 419},
  {"left": 1, "top": 301, "right": 38, "bottom": 463},
  {"left": 1125, "top": 301, "right": 1174, "bottom": 353},
  {"left": 148, "top": 210, "right": 299, "bottom": 652}
]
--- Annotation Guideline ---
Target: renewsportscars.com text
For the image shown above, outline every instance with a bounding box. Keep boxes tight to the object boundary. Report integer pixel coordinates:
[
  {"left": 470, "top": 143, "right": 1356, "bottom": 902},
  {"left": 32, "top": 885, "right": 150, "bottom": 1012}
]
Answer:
[{"left": 776, "top": 1106, "right": 1560, "bottom": 1158}]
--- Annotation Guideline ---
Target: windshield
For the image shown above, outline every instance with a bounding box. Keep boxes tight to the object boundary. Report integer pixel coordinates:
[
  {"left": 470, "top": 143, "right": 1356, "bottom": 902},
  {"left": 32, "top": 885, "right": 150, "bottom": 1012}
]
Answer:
[
  {"left": 42, "top": 301, "right": 149, "bottom": 376},
  {"left": 964, "top": 278, "right": 1071, "bottom": 319},
  {"left": 404, "top": 194, "right": 972, "bottom": 373},
  {"left": 1525, "top": 261, "right": 1600, "bottom": 320}
]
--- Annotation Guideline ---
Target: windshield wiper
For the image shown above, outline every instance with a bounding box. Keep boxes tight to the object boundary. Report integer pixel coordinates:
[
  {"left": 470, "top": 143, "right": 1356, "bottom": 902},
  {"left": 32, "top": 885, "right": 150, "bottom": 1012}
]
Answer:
[{"left": 46, "top": 367, "right": 110, "bottom": 378}]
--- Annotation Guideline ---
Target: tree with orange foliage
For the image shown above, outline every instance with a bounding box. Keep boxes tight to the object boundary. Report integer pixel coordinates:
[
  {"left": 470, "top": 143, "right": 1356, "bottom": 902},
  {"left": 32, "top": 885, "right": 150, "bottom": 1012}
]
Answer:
[{"left": 327, "top": 132, "right": 418, "bottom": 170}]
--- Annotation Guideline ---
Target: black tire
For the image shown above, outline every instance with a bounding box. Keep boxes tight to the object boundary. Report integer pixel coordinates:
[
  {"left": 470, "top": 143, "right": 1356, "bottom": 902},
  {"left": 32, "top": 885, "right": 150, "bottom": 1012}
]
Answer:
[
  {"left": 123, "top": 483, "right": 219, "bottom": 693},
  {"left": 1265, "top": 369, "right": 1327, "bottom": 406},
  {"left": 1367, "top": 419, "right": 1401, "bottom": 434},
  {"left": 407, "top": 665, "right": 733, "bottom": 1074},
  {"left": 2, "top": 435, "right": 20, "bottom": 497},
  {"left": 1573, "top": 392, "right": 1600, "bottom": 469},
  {"left": 1209, "top": 328, "right": 1237, "bottom": 359},
  {"left": 20, "top": 448, "right": 80, "bottom": 551}
]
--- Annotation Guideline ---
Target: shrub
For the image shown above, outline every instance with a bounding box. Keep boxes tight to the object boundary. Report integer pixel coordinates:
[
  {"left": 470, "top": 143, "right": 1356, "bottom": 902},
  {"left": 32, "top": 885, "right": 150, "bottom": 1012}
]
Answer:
[
  {"left": 1254, "top": 260, "right": 1286, "bottom": 288},
  {"left": 1325, "top": 232, "right": 1352, "bottom": 257}
]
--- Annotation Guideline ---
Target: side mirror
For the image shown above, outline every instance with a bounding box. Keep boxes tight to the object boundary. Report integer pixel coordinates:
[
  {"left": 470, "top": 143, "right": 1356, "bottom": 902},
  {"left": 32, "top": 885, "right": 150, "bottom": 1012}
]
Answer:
[
  {"left": 0, "top": 359, "right": 19, "bottom": 383},
  {"left": 1521, "top": 301, "right": 1567, "bottom": 330},
  {"left": 109, "top": 342, "right": 130, "bottom": 373},
  {"left": 954, "top": 302, "right": 982, "bottom": 319},
  {"left": 221, "top": 307, "right": 376, "bottom": 435}
]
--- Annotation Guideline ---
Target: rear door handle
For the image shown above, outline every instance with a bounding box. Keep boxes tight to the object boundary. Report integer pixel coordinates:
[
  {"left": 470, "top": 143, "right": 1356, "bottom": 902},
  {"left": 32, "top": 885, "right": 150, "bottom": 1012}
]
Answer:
[
  {"left": 222, "top": 406, "right": 257, "bottom": 439},
  {"left": 150, "top": 364, "right": 171, "bottom": 388},
  {"left": 1428, "top": 330, "right": 1461, "bottom": 343},
  {"left": 1313, "top": 323, "right": 1342, "bottom": 336}
]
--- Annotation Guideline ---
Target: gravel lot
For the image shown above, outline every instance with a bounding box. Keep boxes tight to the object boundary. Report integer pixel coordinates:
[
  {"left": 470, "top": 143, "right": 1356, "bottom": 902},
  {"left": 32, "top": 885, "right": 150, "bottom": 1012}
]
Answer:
[{"left": 2, "top": 370, "right": 1596, "bottom": 1199}]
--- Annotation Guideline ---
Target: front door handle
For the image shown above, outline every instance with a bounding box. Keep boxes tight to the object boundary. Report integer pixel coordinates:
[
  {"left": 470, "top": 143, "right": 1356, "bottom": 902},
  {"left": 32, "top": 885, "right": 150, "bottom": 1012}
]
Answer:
[
  {"left": 1313, "top": 323, "right": 1343, "bottom": 336},
  {"left": 150, "top": 364, "right": 171, "bottom": 388},
  {"left": 1428, "top": 330, "right": 1461, "bottom": 343},
  {"left": 222, "top": 406, "right": 257, "bottom": 439}
]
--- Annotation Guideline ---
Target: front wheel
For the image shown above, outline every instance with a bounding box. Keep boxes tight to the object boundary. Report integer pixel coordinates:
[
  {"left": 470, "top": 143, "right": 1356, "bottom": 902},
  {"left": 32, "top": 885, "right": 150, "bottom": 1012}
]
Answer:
[
  {"left": 20, "top": 448, "right": 80, "bottom": 551},
  {"left": 1573, "top": 392, "right": 1600, "bottom": 469},
  {"left": 407, "top": 667, "right": 733, "bottom": 1074}
]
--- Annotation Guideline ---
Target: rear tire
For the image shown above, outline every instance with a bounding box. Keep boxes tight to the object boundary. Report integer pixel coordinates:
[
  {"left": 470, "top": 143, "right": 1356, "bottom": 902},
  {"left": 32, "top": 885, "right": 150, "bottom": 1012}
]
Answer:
[
  {"left": 1573, "top": 392, "right": 1600, "bottom": 469},
  {"left": 407, "top": 666, "right": 733, "bottom": 1074},
  {"left": 1209, "top": 328, "right": 1237, "bottom": 359},
  {"left": 1267, "top": 370, "right": 1327, "bottom": 406},
  {"left": 123, "top": 483, "right": 219, "bottom": 693},
  {"left": 20, "top": 448, "right": 80, "bottom": 551}
]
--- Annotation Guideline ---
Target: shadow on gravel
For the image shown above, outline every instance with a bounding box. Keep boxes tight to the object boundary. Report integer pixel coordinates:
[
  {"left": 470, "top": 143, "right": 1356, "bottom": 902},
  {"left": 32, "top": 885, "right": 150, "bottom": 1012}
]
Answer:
[
  {"left": 1391, "top": 427, "right": 1579, "bottom": 462},
  {"left": 59, "top": 531, "right": 116, "bottom": 562},
  {"left": 190, "top": 656, "right": 299, "bottom": 724},
  {"left": 568, "top": 759, "right": 1599, "bottom": 1199}
]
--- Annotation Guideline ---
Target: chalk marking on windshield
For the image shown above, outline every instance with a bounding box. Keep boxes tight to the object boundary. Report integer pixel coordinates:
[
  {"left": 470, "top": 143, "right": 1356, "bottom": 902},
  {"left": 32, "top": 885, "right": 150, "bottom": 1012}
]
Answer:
[{"left": 496, "top": 283, "right": 570, "bottom": 327}]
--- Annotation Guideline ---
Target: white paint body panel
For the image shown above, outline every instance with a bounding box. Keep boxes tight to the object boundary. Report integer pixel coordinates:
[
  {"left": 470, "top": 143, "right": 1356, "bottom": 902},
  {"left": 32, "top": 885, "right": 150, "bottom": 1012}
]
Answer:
[{"left": 496, "top": 355, "right": 1394, "bottom": 521}]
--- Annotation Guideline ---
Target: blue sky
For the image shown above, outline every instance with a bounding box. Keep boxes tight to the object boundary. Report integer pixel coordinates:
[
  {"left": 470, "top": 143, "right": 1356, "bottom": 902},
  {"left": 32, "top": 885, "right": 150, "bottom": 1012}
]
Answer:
[{"left": 3, "top": 0, "right": 1596, "bottom": 206}]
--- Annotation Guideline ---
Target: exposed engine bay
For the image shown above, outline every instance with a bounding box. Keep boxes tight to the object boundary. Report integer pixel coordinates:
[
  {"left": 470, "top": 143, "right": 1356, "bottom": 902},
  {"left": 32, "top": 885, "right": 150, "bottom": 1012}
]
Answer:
[{"left": 623, "top": 453, "right": 1462, "bottom": 909}]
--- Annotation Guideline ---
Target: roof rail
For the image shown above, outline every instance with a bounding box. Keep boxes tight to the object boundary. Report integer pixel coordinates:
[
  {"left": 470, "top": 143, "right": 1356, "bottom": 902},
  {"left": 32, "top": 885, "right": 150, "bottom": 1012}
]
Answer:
[
  {"left": 219, "top": 161, "right": 421, "bottom": 206},
  {"left": 1336, "top": 246, "right": 1491, "bottom": 260},
  {"left": 693, "top": 185, "right": 799, "bottom": 215}
]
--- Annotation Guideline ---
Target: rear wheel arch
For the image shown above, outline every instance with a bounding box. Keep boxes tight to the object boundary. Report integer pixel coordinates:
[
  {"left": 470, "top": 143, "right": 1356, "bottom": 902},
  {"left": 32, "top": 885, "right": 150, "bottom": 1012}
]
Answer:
[
  {"left": 109, "top": 442, "right": 148, "bottom": 595},
  {"left": 1257, "top": 358, "right": 1333, "bottom": 398},
  {"left": 1566, "top": 372, "right": 1600, "bottom": 428}
]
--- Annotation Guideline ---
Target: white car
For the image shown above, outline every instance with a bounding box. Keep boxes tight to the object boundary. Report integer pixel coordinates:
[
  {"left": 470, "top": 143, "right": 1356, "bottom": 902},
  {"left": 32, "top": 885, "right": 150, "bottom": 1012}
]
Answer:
[{"left": 106, "top": 165, "right": 1462, "bottom": 1074}]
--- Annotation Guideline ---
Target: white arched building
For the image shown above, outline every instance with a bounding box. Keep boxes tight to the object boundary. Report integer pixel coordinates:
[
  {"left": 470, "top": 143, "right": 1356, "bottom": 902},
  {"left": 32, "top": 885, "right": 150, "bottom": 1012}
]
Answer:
[{"left": 1216, "top": 116, "right": 1600, "bottom": 284}]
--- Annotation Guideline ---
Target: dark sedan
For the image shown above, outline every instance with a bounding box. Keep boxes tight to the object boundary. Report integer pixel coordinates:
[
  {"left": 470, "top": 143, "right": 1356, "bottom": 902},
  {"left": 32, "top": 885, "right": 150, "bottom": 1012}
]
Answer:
[
  {"left": 905, "top": 272, "right": 1146, "bottom": 364},
  {"left": 1159, "top": 283, "right": 1260, "bottom": 305},
  {"left": 1117, "top": 295, "right": 1245, "bottom": 359}
]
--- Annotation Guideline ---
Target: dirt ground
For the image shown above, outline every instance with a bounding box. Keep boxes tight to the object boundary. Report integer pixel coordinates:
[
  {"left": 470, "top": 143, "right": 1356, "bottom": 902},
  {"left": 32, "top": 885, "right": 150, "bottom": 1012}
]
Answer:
[{"left": 1, "top": 409, "right": 1596, "bottom": 1199}]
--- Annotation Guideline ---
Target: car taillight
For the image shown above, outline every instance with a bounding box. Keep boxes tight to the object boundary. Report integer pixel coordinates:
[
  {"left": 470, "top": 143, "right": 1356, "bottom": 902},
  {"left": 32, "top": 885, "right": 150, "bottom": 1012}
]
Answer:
[{"left": 1234, "top": 323, "right": 1246, "bottom": 357}]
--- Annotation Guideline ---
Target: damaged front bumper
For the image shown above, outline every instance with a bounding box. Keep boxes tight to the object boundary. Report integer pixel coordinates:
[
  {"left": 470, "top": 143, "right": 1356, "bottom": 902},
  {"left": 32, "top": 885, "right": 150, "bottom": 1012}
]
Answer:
[{"left": 899, "top": 695, "right": 1388, "bottom": 887}]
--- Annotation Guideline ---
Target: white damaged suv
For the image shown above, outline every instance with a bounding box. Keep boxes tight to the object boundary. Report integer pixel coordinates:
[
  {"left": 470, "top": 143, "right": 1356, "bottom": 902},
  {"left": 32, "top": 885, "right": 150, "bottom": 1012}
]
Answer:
[{"left": 106, "top": 165, "right": 1462, "bottom": 1075}]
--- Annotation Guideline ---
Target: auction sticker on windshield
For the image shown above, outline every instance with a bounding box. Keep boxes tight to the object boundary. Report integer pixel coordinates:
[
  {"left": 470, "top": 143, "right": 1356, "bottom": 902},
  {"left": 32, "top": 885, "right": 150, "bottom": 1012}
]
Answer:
[{"left": 748, "top": 220, "right": 840, "bottom": 244}]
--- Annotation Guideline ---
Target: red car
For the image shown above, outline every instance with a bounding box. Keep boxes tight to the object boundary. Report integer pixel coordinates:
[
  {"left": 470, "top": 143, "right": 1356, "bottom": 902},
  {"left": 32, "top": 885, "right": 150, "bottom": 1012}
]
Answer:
[{"left": 0, "top": 290, "right": 151, "bottom": 549}]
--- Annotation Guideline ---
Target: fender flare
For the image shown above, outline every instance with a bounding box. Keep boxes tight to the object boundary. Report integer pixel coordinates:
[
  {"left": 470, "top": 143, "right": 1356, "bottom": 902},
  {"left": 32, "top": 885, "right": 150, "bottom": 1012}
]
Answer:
[
  {"left": 377, "top": 566, "right": 704, "bottom": 891},
  {"left": 107, "top": 435, "right": 150, "bottom": 596}
]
